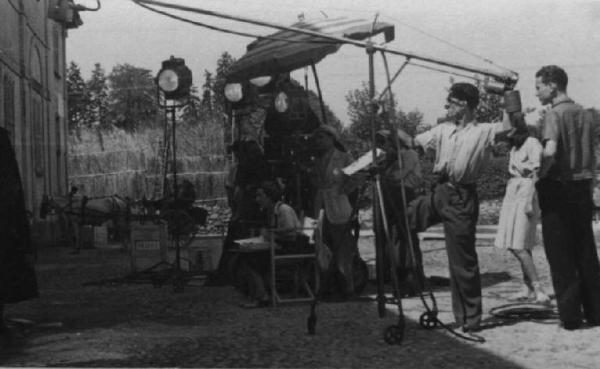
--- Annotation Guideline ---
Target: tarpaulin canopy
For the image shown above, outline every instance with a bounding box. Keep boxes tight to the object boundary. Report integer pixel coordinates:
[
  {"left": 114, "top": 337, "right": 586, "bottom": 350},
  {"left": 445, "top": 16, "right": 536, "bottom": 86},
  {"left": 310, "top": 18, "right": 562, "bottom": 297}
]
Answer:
[{"left": 226, "top": 17, "right": 395, "bottom": 82}]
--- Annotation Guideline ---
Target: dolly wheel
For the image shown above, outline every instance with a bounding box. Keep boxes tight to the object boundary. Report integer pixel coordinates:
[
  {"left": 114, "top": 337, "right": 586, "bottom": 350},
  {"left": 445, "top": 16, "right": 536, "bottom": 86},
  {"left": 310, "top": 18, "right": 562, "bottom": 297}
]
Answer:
[
  {"left": 419, "top": 311, "right": 438, "bottom": 330},
  {"left": 383, "top": 324, "right": 404, "bottom": 345}
]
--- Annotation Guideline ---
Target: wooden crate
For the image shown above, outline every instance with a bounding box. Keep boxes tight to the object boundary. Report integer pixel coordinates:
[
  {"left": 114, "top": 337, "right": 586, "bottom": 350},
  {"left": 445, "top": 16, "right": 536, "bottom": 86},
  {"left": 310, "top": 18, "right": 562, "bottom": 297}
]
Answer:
[
  {"left": 129, "top": 222, "right": 167, "bottom": 272},
  {"left": 93, "top": 225, "right": 108, "bottom": 248},
  {"left": 188, "top": 234, "right": 224, "bottom": 272}
]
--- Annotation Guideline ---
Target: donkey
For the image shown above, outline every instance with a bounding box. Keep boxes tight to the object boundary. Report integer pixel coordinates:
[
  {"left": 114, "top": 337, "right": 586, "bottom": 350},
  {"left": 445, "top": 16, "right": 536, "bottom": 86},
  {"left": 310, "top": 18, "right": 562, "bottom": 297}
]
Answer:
[{"left": 40, "top": 187, "right": 131, "bottom": 253}]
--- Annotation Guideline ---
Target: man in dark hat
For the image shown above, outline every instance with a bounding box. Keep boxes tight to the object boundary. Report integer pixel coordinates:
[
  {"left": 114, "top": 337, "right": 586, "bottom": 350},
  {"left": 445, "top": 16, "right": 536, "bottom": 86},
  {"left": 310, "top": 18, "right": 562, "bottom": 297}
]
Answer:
[
  {"left": 0, "top": 127, "right": 38, "bottom": 346},
  {"left": 310, "top": 125, "right": 359, "bottom": 298},
  {"left": 396, "top": 82, "right": 511, "bottom": 335}
]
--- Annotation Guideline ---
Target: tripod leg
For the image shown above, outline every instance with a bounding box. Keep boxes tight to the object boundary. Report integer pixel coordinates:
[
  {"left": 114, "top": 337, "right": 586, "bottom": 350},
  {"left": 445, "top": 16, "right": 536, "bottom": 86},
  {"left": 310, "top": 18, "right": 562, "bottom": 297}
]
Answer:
[
  {"left": 374, "top": 177, "right": 406, "bottom": 345},
  {"left": 373, "top": 182, "right": 387, "bottom": 318}
]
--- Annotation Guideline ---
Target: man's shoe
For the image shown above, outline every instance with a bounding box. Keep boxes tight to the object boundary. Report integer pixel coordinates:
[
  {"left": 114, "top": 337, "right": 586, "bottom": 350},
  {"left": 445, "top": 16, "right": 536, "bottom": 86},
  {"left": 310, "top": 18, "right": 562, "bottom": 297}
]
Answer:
[
  {"left": 460, "top": 326, "right": 485, "bottom": 342},
  {"left": 560, "top": 320, "right": 582, "bottom": 330},
  {"left": 461, "top": 325, "right": 482, "bottom": 333}
]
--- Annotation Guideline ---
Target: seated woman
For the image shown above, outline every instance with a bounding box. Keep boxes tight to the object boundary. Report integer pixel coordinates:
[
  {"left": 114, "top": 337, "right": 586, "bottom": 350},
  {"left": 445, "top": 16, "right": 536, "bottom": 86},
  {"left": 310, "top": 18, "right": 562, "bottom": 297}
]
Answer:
[{"left": 240, "top": 181, "right": 302, "bottom": 308}]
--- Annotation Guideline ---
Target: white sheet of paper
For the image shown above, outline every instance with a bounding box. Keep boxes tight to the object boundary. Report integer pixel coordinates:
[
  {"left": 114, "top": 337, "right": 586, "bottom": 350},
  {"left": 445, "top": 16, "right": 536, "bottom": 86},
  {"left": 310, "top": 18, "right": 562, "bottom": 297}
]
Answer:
[
  {"left": 234, "top": 236, "right": 272, "bottom": 250},
  {"left": 342, "top": 149, "right": 385, "bottom": 175}
]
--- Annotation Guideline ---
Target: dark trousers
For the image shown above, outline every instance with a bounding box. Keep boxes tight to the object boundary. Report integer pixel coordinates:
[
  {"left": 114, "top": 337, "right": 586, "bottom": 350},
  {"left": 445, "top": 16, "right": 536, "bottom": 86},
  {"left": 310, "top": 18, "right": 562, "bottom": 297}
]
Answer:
[
  {"left": 536, "top": 178, "right": 600, "bottom": 326},
  {"left": 323, "top": 218, "right": 358, "bottom": 295},
  {"left": 408, "top": 182, "right": 482, "bottom": 329},
  {"left": 380, "top": 183, "right": 423, "bottom": 283}
]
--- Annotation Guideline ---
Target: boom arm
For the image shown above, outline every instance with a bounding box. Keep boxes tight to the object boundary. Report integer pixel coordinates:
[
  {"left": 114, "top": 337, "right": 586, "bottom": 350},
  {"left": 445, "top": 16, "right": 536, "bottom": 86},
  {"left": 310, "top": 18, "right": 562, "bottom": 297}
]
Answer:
[{"left": 135, "top": 0, "right": 518, "bottom": 86}]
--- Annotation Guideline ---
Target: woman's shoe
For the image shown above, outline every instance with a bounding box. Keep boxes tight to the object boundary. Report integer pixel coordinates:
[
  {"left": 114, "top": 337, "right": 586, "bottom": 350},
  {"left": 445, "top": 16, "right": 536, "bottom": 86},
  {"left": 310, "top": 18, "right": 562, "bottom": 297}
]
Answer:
[
  {"left": 532, "top": 282, "right": 551, "bottom": 305},
  {"left": 508, "top": 284, "right": 535, "bottom": 301}
]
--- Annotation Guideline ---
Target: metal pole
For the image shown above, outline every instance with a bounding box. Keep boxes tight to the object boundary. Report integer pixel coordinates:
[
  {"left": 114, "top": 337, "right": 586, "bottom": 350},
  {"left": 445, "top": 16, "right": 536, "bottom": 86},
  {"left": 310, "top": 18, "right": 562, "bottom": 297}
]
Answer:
[
  {"left": 170, "top": 106, "right": 181, "bottom": 270},
  {"left": 367, "top": 42, "right": 386, "bottom": 318},
  {"left": 310, "top": 63, "right": 328, "bottom": 125}
]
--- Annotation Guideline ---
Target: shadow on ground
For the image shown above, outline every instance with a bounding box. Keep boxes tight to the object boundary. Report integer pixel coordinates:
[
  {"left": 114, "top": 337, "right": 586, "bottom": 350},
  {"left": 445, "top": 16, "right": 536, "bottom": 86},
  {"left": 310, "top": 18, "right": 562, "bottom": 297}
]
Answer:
[{"left": 2, "top": 247, "right": 529, "bottom": 368}]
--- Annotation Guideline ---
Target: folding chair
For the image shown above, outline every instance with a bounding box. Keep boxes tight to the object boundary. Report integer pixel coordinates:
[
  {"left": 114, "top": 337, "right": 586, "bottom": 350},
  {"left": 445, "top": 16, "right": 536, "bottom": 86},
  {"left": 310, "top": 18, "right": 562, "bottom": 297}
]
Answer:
[{"left": 269, "top": 218, "right": 320, "bottom": 307}]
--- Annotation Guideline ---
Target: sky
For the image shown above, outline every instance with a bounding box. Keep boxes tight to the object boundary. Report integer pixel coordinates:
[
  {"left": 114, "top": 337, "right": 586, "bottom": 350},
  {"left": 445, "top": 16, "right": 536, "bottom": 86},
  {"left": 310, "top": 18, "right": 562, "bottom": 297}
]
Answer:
[{"left": 67, "top": 0, "right": 600, "bottom": 126}]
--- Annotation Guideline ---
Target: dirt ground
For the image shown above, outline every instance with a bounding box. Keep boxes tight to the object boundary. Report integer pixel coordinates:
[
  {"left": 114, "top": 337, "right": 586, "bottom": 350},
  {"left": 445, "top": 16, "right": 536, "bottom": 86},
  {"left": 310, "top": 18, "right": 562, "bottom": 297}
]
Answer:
[{"left": 1, "top": 230, "right": 600, "bottom": 368}]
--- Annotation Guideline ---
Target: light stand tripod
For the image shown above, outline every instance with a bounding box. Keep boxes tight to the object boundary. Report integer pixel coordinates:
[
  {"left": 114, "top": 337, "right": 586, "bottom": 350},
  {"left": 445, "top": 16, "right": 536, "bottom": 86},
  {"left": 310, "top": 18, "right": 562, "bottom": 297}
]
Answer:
[{"left": 154, "top": 56, "right": 194, "bottom": 292}]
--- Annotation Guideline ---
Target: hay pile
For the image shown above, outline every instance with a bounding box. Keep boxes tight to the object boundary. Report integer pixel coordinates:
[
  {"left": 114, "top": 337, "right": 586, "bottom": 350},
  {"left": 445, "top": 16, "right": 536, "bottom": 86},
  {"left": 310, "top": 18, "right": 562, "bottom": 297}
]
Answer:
[{"left": 67, "top": 126, "right": 227, "bottom": 200}]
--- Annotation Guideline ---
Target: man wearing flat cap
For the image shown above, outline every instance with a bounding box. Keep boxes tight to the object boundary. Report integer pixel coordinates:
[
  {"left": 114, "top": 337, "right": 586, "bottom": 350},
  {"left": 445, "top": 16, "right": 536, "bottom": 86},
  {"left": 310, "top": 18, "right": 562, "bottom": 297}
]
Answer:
[
  {"left": 396, "top": 82, "right": 511, "bottom": 335},
  {"left": 311, "top": 125, "right": 359, "bottom": 298}
]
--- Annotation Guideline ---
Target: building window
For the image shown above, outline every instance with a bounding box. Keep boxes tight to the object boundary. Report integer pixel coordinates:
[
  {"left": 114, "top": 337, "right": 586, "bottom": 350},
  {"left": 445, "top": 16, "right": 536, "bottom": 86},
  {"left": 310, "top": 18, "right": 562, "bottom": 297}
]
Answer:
[{"left": 3, "top": 75, "right": 15, "bottom": 143}]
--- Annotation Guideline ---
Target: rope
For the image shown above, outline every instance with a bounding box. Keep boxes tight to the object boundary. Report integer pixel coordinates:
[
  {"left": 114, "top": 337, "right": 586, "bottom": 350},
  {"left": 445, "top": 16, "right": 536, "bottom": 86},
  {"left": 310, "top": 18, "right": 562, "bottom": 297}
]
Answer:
[{"left": 489, "top": 302, "right": 559, "bottom": 322}]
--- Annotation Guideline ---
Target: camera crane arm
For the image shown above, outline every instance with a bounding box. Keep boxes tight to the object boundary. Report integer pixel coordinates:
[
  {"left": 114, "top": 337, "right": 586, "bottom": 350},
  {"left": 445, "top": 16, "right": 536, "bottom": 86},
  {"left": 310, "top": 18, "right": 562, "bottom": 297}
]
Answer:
[{"left": 134, "top": 0, "right": 518, "bottom": 87}]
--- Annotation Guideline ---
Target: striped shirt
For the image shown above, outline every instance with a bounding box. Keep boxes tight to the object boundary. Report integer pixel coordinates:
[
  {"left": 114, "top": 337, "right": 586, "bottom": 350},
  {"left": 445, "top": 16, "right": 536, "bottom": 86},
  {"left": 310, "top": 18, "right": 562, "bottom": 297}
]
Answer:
[{"left": 415, "top": 120, "right": 504, "bottom": 185}]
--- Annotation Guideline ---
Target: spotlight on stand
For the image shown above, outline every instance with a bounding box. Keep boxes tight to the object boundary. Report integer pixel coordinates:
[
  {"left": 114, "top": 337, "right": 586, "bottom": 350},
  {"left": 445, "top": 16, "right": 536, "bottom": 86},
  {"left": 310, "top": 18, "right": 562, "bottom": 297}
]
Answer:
[
  {"left": 274, "top": 91, "right": 289, "bottom": 113},
  {"left": 249, "top": 76, "right": 272, "bottom": 87},
  {"left": 153, "top": 56, "right": 195, "bottom": 292},
  {"left": 224, "top": 83, "right": 243, "bottom": 102},
  {"left": 157, "top": 56, "right": 192, "bottom": 101}
]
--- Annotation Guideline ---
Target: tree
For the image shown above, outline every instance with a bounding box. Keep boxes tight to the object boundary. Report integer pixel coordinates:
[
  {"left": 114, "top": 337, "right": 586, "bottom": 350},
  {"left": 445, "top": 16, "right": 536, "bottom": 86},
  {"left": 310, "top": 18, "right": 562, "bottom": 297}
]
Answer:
[
  {"left": 107, "top": 63, "right": 158, "bottom": 131},
  {"left": 179, "top": 84, "right": 202, "bottom": 125},
  {"left": 211, "top": 52, "right": 235, "bottom": 115},
  {"left": 66, "top": 61, "right": 91, "bottom": 130},
  {"left": 345, "top": 81, "right": 423, "bottom": 141},
  {"left": 210, "top": 52, "right": 236, "bottom": 142},
  {"left": 201, "top": 70, "right": 214, "bottom": 114},
  {"left": 87, "top": 62, "right": 109, "bottom": 129}
]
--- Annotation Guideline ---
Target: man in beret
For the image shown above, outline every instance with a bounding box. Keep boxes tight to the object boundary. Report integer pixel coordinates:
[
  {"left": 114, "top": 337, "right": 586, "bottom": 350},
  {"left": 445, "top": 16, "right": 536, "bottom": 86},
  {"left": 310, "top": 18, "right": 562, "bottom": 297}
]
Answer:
[{"left": 396, "top": 82, "right": 511, "bottom": 335}]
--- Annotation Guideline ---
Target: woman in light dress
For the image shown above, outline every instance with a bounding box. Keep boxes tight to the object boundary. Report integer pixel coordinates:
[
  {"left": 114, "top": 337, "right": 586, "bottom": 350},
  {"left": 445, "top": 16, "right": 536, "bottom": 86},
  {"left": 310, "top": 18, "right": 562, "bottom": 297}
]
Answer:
[{"left": 494, "top": 128, "right": 550, "bottom": 304}]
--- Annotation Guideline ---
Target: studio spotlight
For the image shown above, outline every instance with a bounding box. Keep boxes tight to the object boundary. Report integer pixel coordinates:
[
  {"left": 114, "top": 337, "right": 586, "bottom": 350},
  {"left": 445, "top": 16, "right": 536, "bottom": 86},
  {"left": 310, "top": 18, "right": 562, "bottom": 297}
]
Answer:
[{"left": 156, "top": 56, "right": 192, "bottom": 100}]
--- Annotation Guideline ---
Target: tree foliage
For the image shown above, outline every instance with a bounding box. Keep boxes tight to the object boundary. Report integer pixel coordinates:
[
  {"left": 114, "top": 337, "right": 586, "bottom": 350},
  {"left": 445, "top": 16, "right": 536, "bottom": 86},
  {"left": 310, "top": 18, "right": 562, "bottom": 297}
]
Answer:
[
  {"left": 87, "top": 63, "right": 109, "bottom": 129},
  {"left": 107, "top": 63, "right": 158, "bottom": 131},
  {"left": 211, "top": 52, "right": 235, "bottom": 115},
  {"left": 179, "top": 84, "right": 203, "bottom": 125},
  {"left": 66, "top": 61, "right": 91, "bottom": 131},
  {"left": 344, "top": 81, "right": 423, "bottom": 155}
]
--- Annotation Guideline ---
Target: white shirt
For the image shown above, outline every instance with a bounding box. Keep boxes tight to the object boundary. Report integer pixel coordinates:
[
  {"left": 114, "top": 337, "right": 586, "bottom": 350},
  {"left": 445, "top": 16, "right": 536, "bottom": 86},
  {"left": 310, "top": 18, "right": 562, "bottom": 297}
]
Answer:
[{"left": 414, "top": 120, "right": 504, "bottom": 184}]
